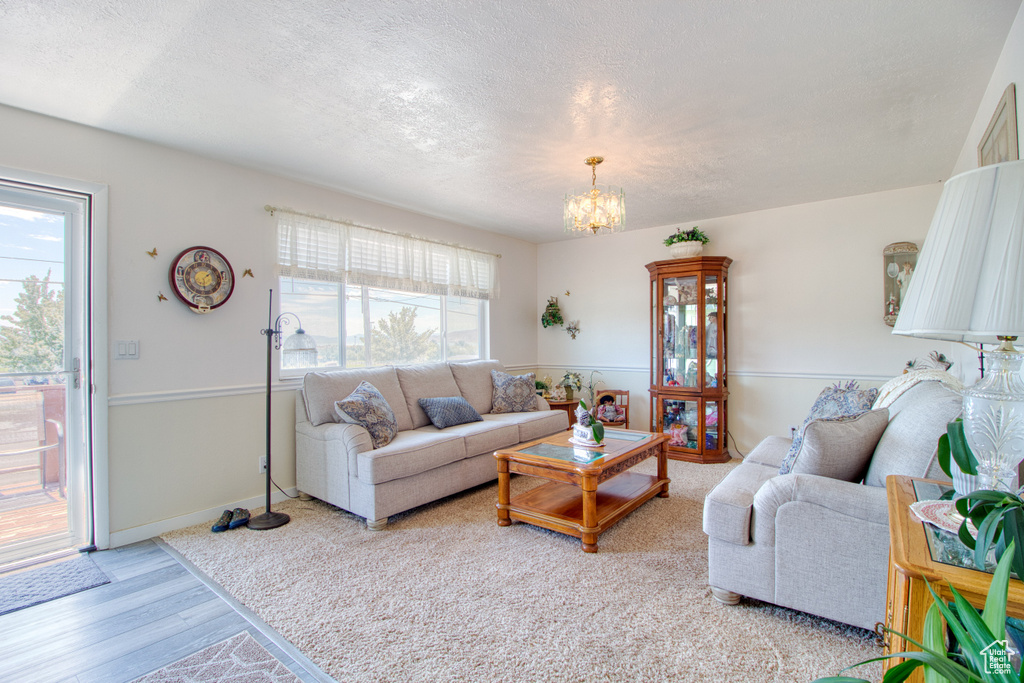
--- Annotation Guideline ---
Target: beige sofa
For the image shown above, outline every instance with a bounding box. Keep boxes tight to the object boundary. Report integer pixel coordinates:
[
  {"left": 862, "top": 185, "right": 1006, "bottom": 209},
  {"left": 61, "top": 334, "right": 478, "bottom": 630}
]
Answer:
[
  {"left": 295, "top": 360, "right": 568, "bottom": 529},
  {"left": 702, "top": 378, "right": 961, "bottom": 631}
]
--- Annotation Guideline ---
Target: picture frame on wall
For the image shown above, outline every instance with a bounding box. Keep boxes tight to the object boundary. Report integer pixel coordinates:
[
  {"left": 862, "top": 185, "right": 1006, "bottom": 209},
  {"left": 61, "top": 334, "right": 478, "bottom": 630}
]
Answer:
[
  {"left": 978, "top": 83, "right": 1019, "bottom": 167},
  {"left": 883, "top": 242, "right": 919, "bottom": 327}
]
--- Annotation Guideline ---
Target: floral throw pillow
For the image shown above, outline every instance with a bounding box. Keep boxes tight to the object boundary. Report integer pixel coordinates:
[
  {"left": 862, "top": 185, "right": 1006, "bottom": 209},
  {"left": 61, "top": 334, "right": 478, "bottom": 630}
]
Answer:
[
  {"left": 490, "top": 370, "right": 537, "bottom": 413},
  {"left": 335, "top": 381, "right": 398, "bottom": 449},
  {"left": 778, "top": 381, "right": 880, "bottom": 475}
]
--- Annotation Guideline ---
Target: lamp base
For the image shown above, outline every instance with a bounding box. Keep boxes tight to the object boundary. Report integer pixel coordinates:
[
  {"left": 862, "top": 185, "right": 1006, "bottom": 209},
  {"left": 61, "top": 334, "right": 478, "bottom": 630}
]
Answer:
[{"left": 247, "top": 511, "right": 290, "bottom": 530}]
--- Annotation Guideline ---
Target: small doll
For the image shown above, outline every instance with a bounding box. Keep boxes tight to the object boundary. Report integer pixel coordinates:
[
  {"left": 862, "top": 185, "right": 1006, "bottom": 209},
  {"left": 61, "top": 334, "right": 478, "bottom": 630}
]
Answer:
[
  {"left": 668, "top": 423, "right": 688, "bottom": 446},
  {"left": 596, "top": 395, "right": 626, "bottom": 422}
]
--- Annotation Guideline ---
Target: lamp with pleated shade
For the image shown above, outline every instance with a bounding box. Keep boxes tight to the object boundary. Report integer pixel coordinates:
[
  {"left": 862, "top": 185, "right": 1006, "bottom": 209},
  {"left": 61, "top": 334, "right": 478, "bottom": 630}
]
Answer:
[{"left": 894, "top": 160, "right": 1024, "bottom": 492}]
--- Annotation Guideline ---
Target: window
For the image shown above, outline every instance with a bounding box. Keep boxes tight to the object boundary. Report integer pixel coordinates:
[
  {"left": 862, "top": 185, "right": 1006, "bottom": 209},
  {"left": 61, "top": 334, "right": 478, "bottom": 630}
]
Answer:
[
  {"left": 278, "top": 278, "right": 486, "bottom": 373},
  {"left": 272, "top": 207, "right": 496, "bottom": 375}
]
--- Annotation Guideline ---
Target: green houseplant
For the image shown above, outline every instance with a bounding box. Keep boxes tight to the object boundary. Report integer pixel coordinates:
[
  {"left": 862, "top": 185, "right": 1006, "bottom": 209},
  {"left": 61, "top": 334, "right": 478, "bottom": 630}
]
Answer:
[
  {"left": 664, "top": 226, "right": 709, "bottom": 258},
  {"left": 937, "top": 418, "right": 1024, "bottom": 581},
  {"left": 814, "top": 541, "right": 1019, "bottom": 682}
]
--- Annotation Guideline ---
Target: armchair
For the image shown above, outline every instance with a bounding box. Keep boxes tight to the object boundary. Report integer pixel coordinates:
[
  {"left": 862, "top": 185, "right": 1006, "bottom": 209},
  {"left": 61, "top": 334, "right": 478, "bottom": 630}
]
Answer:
[{"left": 702, "top": 377, "right": 961, "bottom": 630}]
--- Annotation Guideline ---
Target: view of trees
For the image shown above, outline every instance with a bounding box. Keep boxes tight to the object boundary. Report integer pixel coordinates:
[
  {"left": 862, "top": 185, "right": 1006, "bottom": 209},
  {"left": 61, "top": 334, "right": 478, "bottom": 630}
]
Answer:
[
  {"left": 0, "top": 272, "right": 64, "bottom": 373},
  {"left": 370, "top": 307, "right": 439, "bottom": 365}
]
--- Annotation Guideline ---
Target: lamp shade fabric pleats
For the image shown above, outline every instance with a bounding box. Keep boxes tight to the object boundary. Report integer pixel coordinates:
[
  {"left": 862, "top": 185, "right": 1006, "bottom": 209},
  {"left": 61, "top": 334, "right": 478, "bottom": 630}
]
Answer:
[{"left": 893, "top": 160, "right": 1024, "bottom": 344}]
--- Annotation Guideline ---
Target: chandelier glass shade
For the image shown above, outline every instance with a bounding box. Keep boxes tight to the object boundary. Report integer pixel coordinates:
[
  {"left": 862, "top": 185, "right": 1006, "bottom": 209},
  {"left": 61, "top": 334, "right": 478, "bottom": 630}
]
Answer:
[{"left": 564, "top": 156, "right": 625, "bottom": 235}]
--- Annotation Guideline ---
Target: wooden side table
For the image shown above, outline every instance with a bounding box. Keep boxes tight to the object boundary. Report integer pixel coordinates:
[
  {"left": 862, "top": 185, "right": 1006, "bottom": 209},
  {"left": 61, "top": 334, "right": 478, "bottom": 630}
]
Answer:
[
  {"left": 884, "top": 475, "right": 1024, "bottom": 682},
  {"left": 546, "top": 399, "right": 577, "bottom": 431}
]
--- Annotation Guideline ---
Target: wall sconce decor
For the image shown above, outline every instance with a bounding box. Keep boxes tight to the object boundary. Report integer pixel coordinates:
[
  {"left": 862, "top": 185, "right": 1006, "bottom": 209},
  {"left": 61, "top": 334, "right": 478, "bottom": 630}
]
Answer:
[{"left": 882, "top": 241, "right": 918, "bottom": 326}]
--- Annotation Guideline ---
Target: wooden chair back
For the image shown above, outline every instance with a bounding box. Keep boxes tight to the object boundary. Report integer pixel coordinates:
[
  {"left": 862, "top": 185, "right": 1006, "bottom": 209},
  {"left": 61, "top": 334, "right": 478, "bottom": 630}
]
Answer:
[{"left": 593, "top": 389, "right": 629, "bottom": 429}]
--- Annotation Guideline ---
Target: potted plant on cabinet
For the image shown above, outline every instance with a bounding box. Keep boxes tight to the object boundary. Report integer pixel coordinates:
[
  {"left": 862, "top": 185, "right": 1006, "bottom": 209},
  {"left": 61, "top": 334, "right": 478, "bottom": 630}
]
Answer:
[{"left": 664, "top": 226, "right": 710, "bottom": 258}]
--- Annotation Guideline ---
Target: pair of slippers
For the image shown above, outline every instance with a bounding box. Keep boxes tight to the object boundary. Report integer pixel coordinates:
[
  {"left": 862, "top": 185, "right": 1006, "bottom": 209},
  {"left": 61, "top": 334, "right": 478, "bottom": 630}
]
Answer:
[{"left": 212, "top": 508, "right": 250, "bottom": 532}]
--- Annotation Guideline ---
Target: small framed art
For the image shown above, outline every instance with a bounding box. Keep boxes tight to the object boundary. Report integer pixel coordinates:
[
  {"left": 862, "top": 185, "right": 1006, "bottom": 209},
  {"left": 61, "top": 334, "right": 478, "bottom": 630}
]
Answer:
[
  {"left": 978, "top": 84, "right": 1019, "bottom": 167},
  {"left": 883, "top": 242, "right": 918, "bottom": 327}
]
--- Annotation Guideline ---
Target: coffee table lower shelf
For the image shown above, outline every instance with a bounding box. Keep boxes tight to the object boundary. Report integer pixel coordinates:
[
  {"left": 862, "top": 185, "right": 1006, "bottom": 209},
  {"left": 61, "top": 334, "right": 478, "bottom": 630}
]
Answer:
[{"left": 502, "top": 471, "right": 664, "bottom": 546}]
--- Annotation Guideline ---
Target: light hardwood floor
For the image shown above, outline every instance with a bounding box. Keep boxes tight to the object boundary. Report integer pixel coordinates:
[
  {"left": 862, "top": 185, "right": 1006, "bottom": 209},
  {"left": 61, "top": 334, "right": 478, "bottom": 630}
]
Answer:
[{"left": 0, "top": 539, "right": 335, "bottom": 682}]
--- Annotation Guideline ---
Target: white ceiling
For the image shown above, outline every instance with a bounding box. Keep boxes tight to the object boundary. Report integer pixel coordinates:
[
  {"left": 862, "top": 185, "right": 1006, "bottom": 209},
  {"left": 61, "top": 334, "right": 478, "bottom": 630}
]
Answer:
[{"left": 0, "top": 1, "right": 1020, "bottom": 243}]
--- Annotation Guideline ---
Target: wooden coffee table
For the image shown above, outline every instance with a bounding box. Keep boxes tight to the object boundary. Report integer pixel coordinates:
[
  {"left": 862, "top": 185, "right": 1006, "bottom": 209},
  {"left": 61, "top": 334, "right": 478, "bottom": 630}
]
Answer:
[{"left": 494, "top": 429, "right": 669, "bottom": 552}]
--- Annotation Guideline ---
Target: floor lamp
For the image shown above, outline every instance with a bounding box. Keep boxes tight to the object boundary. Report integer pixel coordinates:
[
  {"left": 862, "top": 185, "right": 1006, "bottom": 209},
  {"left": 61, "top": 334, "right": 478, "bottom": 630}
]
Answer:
[{"left": 249, "top": 289, "right": 317, "bottom": 530}]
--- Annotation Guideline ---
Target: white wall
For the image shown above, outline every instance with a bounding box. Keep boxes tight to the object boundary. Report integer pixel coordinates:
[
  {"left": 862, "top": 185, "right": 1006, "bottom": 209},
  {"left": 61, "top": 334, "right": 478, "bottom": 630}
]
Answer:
[
  {"left": 0, "top": 103, "right": 537, "bottom": 542},
  {"left": 536, "top": 184, "right": 948, "bottom": 453}
]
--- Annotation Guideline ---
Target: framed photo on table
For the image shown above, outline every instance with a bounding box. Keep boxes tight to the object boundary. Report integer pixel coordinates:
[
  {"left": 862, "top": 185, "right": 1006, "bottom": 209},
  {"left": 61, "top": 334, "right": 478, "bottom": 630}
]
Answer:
[{"left": 978, "top": 83, "right": 1019, "bottom": 167}]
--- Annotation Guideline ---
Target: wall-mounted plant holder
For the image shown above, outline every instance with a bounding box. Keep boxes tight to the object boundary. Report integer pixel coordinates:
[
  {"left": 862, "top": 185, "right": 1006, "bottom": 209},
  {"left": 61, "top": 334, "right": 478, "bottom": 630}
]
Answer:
[
  {"left": 883, "top": 241, "right": 919, "bottom": 326},
  {"left": 541, "top": 296, "right": 564, "bottom": 328}
]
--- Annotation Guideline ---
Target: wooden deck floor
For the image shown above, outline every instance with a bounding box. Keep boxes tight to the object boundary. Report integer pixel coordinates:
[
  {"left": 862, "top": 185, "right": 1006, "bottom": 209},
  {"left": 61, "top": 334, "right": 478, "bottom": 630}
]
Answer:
[
  {"left": 0, "top": 487, "right": 68, "bottom": 547},
  {"left": 0, "top": 539, "right": 334, "bottom": 683}
]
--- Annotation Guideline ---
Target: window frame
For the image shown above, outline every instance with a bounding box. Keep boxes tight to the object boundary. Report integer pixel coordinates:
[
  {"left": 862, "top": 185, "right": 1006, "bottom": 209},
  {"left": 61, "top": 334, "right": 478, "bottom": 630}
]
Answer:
[{"left": 278, "top": 276, "right": 488, "bottom": 378}]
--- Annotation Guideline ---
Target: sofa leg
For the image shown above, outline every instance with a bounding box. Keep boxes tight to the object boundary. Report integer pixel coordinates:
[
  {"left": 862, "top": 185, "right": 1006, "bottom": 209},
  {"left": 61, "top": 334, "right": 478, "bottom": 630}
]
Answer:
[
  {"left": 297, "top": 491, "right": 312, "bottom": 501},
  {"left": 367, "top": 517, "right": 388, "bottom": 531},
  {"left": 710, "top": 586, "right": 742, "bottom": 605}
]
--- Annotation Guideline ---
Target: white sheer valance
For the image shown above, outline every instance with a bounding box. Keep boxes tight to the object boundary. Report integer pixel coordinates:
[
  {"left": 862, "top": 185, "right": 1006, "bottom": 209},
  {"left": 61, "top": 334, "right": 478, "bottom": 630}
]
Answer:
[{"left": 270, "top": 206, "right": 499, "bottom": 300}]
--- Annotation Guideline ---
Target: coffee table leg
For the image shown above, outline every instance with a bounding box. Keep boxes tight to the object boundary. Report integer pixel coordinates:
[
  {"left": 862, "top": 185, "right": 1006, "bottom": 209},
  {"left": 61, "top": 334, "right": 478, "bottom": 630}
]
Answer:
[
  {"left": 657, "top": 443, "right": 670, "bottom": 498},
  {"left": 581, "top": 475, "right": 599, "bottom": 552},
  {"left": 496, "top": 459, "right": 511, "bottom": 526}
]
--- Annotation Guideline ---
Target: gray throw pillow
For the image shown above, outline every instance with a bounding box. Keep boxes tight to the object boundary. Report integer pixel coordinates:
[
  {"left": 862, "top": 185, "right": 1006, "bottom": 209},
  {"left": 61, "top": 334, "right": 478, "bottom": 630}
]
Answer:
[
  {"left": 779, "top": 381, "right": 880, "bottom": 475},
  {"left": 786, "top": 408, "right": 889, "bottom": 482},
  {"left": 335, "top": 381, "right": 398, "bottom": 449},
  {"left": 490, "top": 370, "right": 537, "bottom": 413},
  {"left": 418, "top": 396, "right": 483, "bottom": 429}
]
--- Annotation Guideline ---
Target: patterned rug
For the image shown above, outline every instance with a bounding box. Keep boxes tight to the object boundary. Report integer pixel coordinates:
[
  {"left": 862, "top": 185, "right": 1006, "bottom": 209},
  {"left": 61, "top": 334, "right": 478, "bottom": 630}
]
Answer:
[
  {"left": 0, "top": 553, "right": 109, "bottom": 616},
  {"left": 132, "top": 631, "right": 301, "bottom": 682}
]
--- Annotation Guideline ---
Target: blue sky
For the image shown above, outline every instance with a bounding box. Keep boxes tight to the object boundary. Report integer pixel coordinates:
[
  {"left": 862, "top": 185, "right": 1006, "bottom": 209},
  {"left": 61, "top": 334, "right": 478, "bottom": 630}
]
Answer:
[{"left": 0, "top": 205, "right": 65, "bottom": 320}]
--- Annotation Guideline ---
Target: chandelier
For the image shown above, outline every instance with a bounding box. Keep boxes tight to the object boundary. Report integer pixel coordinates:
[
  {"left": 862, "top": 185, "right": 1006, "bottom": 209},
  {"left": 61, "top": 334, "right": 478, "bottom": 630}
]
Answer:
[{"left": 564, "top": 156, "right": 625, "bottom": 235}]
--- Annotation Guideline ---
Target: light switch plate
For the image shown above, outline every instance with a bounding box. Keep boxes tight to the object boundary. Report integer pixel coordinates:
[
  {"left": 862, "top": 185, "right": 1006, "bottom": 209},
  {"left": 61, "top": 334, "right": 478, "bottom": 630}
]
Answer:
[{"left": 114, "top": 340, "right": 140, "bottom": 360}]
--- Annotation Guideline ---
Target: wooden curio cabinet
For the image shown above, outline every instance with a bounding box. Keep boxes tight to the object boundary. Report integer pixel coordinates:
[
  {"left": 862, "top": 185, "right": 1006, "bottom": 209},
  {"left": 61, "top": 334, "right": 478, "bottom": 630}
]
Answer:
[{"left": 646, "top": 257, "right": 732, "bottom": 463}]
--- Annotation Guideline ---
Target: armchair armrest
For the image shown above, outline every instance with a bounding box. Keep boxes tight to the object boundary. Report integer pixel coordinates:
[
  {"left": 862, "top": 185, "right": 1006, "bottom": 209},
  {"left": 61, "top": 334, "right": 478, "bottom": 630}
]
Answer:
[{"left": 752, "top": 474, "right": 887, "bottom": 546}]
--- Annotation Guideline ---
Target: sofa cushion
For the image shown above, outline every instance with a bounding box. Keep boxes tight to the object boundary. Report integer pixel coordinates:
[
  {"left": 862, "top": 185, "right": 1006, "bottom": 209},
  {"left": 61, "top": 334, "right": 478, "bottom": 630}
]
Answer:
[
  {"left": 418, "top": 420, "right": 520, "bottom": 457},
  {"left": 703, "top": 459, "right": 780, "bottom": 546},
  {"left": 335, "top": 381, "right": 399, "bottom": 449},
  {"left": 780, "top": 382, "right": 879, "bottom": 475},
  {"left": 865, "top": 380, "right": 962, "bottom": 487},
  {"left": 418, "top": 396, "right": 483, "bottom": 429},
  {"left": 396, "top": 363, "right": 463, "bottom": 429},
  {"left": 787, "top": 408, "right": 889, "bottom": 482},
  {"left": 743, "top": 436, "right": 793, "bottom": 469},
  {"left": 303, "top": 367, "right": 414, "bottom": 431},
  {"left": 481, "top": 410, "right": 567, "bottom": 442},
  {"left": 356, "top": 429, "right": 467, "bottom": 485},
  {"left": 450, "top": 360, "right": 505, "bottom": 415},
  {"left": 491, "top": 370, "right": 537, "bottom": 413}
]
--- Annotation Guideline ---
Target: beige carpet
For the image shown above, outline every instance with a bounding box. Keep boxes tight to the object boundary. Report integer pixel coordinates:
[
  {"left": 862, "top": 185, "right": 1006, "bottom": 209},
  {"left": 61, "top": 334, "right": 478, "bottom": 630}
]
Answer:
[
  {"left": 162, "top": 460, "right": 882, "bottom": 682},
  {"left": 132, "top": 631, "right": 300, "bottom": 682}
]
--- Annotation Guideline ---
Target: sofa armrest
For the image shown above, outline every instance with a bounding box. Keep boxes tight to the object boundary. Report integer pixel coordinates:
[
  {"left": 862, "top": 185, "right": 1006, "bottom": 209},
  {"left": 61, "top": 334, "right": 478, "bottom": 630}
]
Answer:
[
  {"left": 296, "top": 421, "right": 373, "bottom": 457},
  {"left": 536, "top": 395, "right": 551, "bottom": 410},
  {"left": 752, "top": 474, "right": 887, "bottom": 546}
]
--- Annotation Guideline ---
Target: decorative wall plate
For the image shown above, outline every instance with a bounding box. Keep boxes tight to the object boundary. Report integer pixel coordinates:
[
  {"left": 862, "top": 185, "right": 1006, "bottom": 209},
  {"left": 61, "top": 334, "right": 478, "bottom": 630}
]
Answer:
[{"left": 169, "top": 246, "right": 235, "bottom": 314}]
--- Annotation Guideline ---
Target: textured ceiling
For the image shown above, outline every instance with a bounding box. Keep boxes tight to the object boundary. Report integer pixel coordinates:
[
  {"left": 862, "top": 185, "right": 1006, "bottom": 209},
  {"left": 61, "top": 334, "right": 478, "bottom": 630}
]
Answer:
[{"left": 0, "top": 1, "right": 1020, "bottom": 243}]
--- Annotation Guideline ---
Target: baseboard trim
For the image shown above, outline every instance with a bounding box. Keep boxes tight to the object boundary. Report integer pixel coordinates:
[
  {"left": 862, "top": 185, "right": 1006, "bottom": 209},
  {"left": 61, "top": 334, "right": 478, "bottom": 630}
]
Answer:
[
  {"left": 106, "top": 487, "right": 298, "bottom": 548},
  {"left": 108, "top": 368, "right": 892, "bottom": 408},
  {"left": 730, "top": 370, "right": 891, "bottom": 381},
  {"left": 108, "top": 381, "right": 301, "bottom": 407},
  {"left": 533, "top": 363, "right": 647, "bottom": 373}
]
